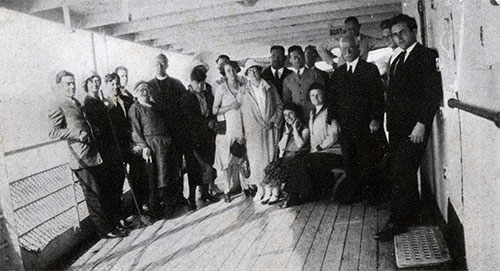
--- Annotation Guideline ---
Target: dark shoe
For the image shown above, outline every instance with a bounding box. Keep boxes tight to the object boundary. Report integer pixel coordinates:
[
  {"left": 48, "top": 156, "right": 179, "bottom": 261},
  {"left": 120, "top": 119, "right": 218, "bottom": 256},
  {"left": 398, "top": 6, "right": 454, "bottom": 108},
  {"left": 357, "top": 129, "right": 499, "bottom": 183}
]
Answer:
[
  {"left": 201, "top": 193, "right": 220, "bottom": 203},
  {"left": 373, "top": 222, "right": 405, "bottom": 241},
  {"left": 268, "top": 195, "right": 280, "bottom": 205},
  {"left": 224, "top": 193, "right": 231, "bottom": 203},
  {"left": 103, "top": 227, "right": 128, "bottom": 239},
  {"left": 187, "top": 199, "right": 197, "bottom": 211},
  {"left": 279, "top": 194, "right": 299, "bottom": 208},
  {"left": 261, "top": 197, "right": 270, "bottom": 204},
  {"left": 243, "top": 189, "right": 251, "bottom": 198},
  {"left": 119, "top": 218, "right": 134, "bottom": 230}
]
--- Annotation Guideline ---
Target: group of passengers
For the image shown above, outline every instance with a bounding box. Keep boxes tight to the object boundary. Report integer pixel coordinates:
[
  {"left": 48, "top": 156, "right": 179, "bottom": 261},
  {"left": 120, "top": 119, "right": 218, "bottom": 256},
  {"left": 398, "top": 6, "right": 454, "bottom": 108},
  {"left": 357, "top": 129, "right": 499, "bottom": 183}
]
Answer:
[{"left": 48, "top": 14, "right": 441, "bottom": 241}]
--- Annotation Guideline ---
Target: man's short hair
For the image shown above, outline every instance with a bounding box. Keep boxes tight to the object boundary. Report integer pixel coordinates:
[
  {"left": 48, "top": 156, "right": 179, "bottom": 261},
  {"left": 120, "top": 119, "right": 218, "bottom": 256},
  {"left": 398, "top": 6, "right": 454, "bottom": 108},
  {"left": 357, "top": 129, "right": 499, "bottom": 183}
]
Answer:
[
  {"left": 389, "top": 14, "right": 418, "bottom": 31},
  {"left": 191, "top": 67, "right": 207, "bottom": 82},
  {"left": 288, "top": 45, "right": 304, "bottom": 57},
  {"left": 339, "top": 34, "right": 360, "bottom": 47},
  {"left": 270, "top": 45, "right": 285, "bottom": 55},
  {"left": 115, "top": 66, "right": 128, "bottom": 74},
  {"left": 304, "top": 45, "right": 319, "bottom": 55},
  {"left": 104, "top": 73, "right": 120, "bottom": 86},
  {"left": 344, "top": 16, "right": 360, "bottom": 26},
  {"left": 156, "top": 54, "right": 168, "bottom": 64},
  {"left": 55, "top": 70, "right": 74, "bottom": 84},
  {"left": 380, "top": 19, "right": 393, "bottom": 30},
  {"left": 216, "top": 54, "right": 230, "bottom": 64}
]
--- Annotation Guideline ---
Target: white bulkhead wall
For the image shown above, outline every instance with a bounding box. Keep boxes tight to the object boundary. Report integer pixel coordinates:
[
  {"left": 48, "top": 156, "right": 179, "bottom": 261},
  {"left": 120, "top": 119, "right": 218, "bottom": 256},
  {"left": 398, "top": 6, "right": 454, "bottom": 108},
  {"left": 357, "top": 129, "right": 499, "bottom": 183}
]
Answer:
[{"left": 402, "top": 1, "right": 500, "bottom": 270}]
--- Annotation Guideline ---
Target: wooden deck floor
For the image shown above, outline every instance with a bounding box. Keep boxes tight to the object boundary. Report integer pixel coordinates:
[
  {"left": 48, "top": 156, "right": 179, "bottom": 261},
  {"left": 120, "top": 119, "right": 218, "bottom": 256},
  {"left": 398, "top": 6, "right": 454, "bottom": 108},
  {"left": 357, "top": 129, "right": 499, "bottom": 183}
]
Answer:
[{"left": 70, "top": 195, "right": 397, "bottom": 271}]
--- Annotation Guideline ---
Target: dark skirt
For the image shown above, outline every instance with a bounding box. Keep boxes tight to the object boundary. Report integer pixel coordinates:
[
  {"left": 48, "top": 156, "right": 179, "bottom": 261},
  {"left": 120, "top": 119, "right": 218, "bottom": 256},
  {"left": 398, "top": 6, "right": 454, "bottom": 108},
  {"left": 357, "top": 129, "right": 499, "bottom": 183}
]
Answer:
[{"left": 263, "top": 152, "right": 343, "bottom": 198}]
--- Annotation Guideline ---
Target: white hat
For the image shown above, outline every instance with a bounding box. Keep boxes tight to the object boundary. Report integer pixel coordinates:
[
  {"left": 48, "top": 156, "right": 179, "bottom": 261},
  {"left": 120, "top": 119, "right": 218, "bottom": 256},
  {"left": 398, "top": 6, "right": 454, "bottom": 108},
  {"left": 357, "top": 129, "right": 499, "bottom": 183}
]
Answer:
[{"left": 243, "top": 58, "right": 262, "bottom": 75}]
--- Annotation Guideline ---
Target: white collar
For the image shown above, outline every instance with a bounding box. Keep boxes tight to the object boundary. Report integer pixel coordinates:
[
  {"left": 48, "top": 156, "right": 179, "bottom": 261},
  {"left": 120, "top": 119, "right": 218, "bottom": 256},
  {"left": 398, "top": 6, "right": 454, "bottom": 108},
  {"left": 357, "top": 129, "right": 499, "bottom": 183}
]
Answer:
[
  {"left": 270, "top": 66, "right": 284, "bottom": 74},
  {"left": 403, "top": 42, "right": 418, "bottom": 61},
  {"left": 314, "top": 104, "right": 323, "bottom": 113},
  {"left": 156, "top": 74, "right": 168, "bottom": 81},
  {"left": 138, "top": 99, "right": 152, "bottom": 107},
  {"left": 345, "top": 57, "right": 360, "bottom": 73},
  {"left": 296, "top": 67, "right": 305, "bottom": 75}
]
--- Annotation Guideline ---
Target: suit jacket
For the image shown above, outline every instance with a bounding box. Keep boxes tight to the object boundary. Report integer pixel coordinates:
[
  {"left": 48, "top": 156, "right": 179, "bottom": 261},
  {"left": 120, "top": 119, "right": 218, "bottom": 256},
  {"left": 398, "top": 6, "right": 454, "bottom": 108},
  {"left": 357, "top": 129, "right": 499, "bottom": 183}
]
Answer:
[
  {"left": 148, "top": 76, "right": 186, "bottom": 140},
  {"left": 48, "top": 97, "right": 103, "bottom": 170},
  {"left": 82, "top": 95, "right": 122, "bottom": 165},
  {"left": 386, "top": 43, "right": 442, "bottom": 136},
  {"left": 282, "top": 67, "right": 325, "bottom": 117},
  {"left": 261, "top": 66, "right": 293, "bottom": 98},
  {"left": 330, "top": 59, "right": 385, "bottom": 134},
  {"left": 105, "top": 94, "right": 134, "bottom": 158}
]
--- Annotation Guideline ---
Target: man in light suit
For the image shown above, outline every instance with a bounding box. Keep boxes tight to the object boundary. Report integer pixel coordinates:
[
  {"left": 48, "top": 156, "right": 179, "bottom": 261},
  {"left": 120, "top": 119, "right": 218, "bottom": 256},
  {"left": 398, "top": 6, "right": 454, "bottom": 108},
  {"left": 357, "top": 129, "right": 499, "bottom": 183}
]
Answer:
[
  {"left": 374, "top": 14, "right": 442, "bottom": 240},
  {"left": 48, "top": 70, "right": 127, "bottom": 238},
  {"left": 318, "top": 16, "right": 387, "bottom": 69},
  {"left": 282, "top": 45, "right": 325, "bottom": 118},
  {"left": 262, "top": 45, "right": 293, "bottom": 99},
  {"left": 329, "top": 34, "right": 387, "bottom": 204}
]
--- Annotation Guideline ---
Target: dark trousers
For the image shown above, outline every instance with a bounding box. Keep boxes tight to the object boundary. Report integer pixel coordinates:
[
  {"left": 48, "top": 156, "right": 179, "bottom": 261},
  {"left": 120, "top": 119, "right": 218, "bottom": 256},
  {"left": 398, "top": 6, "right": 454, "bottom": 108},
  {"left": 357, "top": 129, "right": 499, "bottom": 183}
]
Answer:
[
  {"left": 126, "top": 153, "right": 149, "bottom": 208},
  {"left": 338, "top": 129, "right": 387, "bottom": 200},
  {"left": 185, "top": 151, "right": 205, "bottom": 201},
  {"left": 74, "top": 165, "right": 121, "bottom": 235},
  {"left": 387, "top": 132, "right": 429, "bottom": 228}
]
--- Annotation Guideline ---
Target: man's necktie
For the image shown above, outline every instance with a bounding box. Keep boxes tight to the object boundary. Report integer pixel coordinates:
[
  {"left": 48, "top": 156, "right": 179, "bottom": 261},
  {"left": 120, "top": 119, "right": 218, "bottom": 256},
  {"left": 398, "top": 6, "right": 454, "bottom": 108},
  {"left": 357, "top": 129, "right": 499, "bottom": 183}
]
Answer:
[
  {"left": 347, "top": 65, "right": 353, "bottom": 74},
  {"left": 391, "top": 50, "right": 406, "bottom": 77},
  {"left": 274, "top": 69, "right": 280, "bottom": 80}
]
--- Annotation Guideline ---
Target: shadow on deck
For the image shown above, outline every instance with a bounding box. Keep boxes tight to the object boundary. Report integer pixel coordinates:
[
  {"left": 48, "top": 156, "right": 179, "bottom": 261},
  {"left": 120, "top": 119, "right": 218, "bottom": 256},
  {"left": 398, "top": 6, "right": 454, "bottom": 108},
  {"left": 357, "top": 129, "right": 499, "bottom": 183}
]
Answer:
[{"left": 67, "top": 194, "right": 401, "bottom": 271}]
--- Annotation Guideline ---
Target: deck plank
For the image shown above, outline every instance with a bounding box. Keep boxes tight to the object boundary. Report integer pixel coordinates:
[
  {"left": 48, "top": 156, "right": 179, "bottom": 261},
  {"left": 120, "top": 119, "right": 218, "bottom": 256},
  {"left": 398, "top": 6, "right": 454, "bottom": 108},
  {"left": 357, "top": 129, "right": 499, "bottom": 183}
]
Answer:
[
  {"left": 340, "top": 203, "right": 365, "bottom": 271},
  {"left": 377, "top": 205, "right": 397, "bottom": 271},
  {"left": 265, "top": 202, "right": 316, "bottom": 269},
  {"left": 249, "top": 205, "right": 307, "bottom": 271},
  {"left": 167, "top": 198, "right": 254, "bottom": 270},
  {"left": 211, "top": 206, "right": 302, "bottom": 270},
  {"left": 358, "top": 205, "right": 378, "bottom": 271},
  {"left": 321, "top": 204, "right": 352, "bottom": 271},
  {"left": 285, "top": 202, "right": 328, "bottom": 271},
  {"left": 136, "top": 197, "right": 246, "bottom": 270},
  {"left": 151, "top": 197, "right": 252, "bottom": 270},
  {"left": 302, "top": 202, "right": 340, "bottom": 271}
]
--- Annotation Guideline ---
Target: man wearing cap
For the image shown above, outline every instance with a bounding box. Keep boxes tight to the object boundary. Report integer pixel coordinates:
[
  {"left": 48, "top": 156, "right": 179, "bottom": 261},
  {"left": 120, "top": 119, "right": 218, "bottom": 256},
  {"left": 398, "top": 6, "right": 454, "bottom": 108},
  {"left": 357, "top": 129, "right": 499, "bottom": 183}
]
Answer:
[{"left": 48, "top": 70, "right": 127, "bottom": 238}]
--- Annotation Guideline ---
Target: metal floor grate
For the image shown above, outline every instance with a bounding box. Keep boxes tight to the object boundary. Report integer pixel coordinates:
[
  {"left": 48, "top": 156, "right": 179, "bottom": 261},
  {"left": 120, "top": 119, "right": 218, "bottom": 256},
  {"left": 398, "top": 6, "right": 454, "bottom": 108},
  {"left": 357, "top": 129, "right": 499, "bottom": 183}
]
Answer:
[{"left": 394, "top": 226, "right": 451, "bottom": 269}]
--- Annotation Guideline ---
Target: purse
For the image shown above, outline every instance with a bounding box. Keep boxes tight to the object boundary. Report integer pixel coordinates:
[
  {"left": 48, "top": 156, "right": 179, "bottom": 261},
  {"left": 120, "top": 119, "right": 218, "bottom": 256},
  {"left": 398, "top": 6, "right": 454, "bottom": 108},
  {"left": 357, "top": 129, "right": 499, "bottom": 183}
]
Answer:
[
  {"left": 230, "top": 141, "right": 246, "bottom": 158},
  {"left": 214, "top": 120, "right": 226, "bottom": 135}
]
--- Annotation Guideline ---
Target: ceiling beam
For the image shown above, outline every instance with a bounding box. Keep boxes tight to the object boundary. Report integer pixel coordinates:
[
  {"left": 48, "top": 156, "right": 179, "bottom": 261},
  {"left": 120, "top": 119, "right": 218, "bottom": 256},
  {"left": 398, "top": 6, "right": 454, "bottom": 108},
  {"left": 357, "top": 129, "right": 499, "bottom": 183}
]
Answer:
[
  {"left": 111, "top": 0, "right": 401, "bottom": 36},
  {"left": 129, "top": 0, "right": 239, "bottom": 20},
  {"left": 134, "top": 3, "right": 400, "bottom": 42},
  {"left": 154, "top": 13, "right": 391, "bottom": 47}
]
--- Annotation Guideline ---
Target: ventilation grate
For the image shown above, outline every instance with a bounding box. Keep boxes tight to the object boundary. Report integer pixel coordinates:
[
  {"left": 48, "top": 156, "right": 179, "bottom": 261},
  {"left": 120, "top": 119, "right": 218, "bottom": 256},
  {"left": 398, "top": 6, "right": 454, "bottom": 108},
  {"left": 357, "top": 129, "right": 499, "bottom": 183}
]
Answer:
[{"left": 394, "top": 226, "right": 451, "bottom": 269}]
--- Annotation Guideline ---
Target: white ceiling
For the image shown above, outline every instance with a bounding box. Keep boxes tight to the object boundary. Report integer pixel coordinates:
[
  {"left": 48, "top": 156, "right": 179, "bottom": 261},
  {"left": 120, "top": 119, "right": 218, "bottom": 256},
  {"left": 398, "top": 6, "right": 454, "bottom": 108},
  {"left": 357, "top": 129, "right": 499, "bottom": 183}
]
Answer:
[{"left": 1, "top": 0, "right": 402, "bottom": 58}]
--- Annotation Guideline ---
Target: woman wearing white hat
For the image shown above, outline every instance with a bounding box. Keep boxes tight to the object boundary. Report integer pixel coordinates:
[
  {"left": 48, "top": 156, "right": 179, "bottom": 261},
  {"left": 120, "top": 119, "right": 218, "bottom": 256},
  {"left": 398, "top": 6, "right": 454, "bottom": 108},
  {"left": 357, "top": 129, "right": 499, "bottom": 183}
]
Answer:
[{"left": 240, "top": 59, "right": 283, "bottom": 204}]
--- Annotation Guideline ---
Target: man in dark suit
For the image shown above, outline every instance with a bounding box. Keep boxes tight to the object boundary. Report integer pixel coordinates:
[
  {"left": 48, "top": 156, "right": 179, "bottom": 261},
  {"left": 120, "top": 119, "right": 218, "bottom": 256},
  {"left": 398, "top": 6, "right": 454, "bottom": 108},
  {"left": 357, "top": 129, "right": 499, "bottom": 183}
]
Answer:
[
  {"left": 147, "top": 54, "right": 187, "bottom": 210},
  {"left": 330, "top": 34, "right": 386, "bottom": 205},
  {"left": 282, "top": 45, "right": 325, "bottom": 118},
  {"left": 261, "top": 45, "right": 293, "bottom": 98},
  {"left": 48, "top": 70, "right": 127, "bottom": 238},
  {"left": 304, "top": 45, "right": 329, "bottom": 83},
  {"left": 374, "top": 14, "right": 442, "bottom": 240}
]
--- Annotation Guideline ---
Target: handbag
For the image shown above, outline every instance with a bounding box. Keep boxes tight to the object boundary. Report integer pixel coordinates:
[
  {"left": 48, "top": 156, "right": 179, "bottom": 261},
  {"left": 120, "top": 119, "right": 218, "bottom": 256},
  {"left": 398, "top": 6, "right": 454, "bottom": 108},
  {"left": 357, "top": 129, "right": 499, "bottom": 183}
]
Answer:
[
  {"left": 214, "top": 120, "right": 226, "bottom": 135},
  {"left": 230, "top": 141, "right": 246, "bottom": 158},
  {"left": 240, "top": 155, "right": 251, "bottom": 178}
]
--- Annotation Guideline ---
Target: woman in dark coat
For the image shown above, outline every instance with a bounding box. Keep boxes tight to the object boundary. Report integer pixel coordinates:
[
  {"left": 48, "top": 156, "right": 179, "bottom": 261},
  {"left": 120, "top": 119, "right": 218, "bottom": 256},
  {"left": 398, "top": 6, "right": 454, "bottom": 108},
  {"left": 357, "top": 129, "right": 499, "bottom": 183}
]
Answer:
[{"left": 181, "top": 67, "right": 220, "bottom": 210}]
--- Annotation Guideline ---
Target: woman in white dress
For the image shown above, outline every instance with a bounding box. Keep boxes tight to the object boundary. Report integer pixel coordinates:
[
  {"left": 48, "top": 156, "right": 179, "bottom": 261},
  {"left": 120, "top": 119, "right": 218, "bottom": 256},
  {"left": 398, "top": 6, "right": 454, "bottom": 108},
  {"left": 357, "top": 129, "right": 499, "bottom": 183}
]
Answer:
[
  {"left": 240, "top": 59, "right": 282, "bottom": 203},
  {"left": 212, "top": 61, "right": 246, "bottom": 203}
]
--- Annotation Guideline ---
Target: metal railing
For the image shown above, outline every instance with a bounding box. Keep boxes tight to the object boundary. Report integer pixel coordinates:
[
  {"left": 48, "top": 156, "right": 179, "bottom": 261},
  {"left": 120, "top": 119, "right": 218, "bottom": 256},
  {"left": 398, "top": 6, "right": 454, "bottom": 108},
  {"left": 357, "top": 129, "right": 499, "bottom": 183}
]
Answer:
[{"left": 448, "top": 98, "right": 500, "bottom": 128}]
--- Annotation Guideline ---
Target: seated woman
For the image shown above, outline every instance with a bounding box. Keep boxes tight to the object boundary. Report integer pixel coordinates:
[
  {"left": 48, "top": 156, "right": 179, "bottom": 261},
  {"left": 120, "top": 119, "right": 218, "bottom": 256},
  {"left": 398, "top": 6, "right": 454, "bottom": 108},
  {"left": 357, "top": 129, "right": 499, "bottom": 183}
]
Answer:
[
  {"left": 262, "top": 103, "right": 309, "bottom": 204},
  {"left": 265, "top": 83, "right": 343, "bottom": 208}
]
